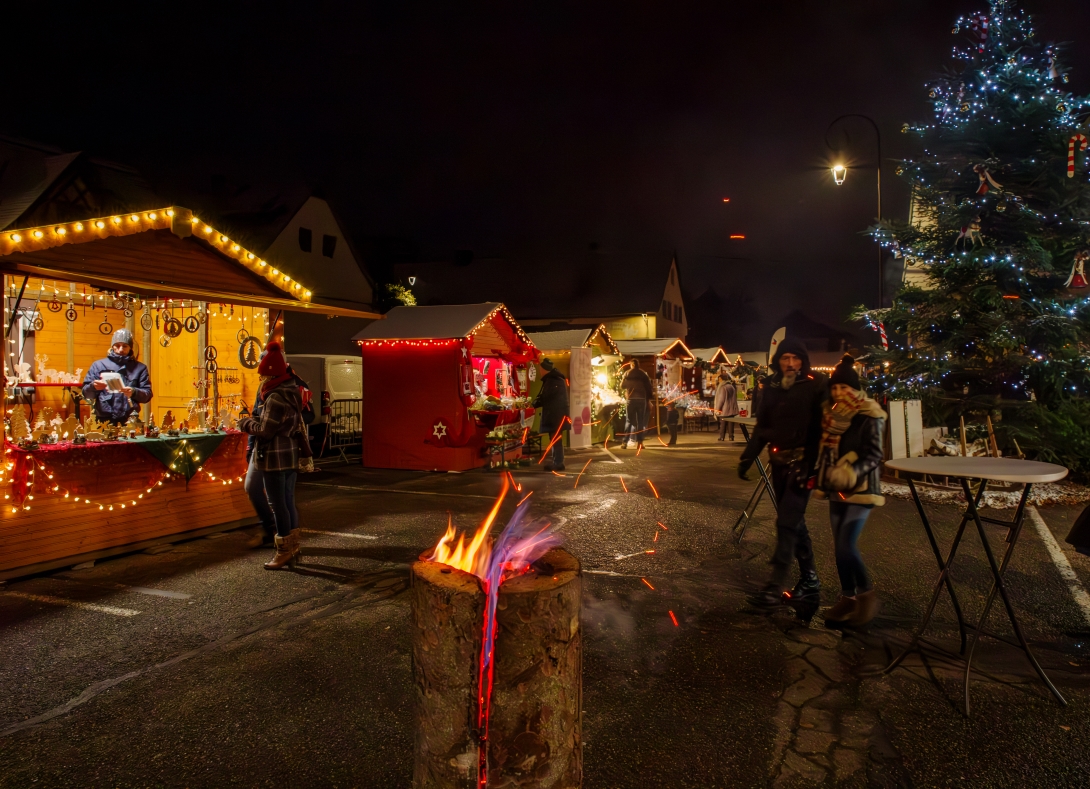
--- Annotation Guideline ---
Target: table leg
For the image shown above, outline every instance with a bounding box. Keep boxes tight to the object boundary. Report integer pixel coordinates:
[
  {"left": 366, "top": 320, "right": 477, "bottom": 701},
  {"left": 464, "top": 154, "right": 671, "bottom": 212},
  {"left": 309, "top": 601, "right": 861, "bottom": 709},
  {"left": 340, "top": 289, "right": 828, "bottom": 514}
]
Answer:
[
  {"left": 884, "top": 478, "right": 982, "bottom": 675},
  {"left": 731, "top": 424, "right": 778, "bottom": 544},
  {"left": 960, "top": 480, "right": 1066, "bottom": 714},
  {"left": 907, "top": 478, "right": 969, "bottom": 654}
]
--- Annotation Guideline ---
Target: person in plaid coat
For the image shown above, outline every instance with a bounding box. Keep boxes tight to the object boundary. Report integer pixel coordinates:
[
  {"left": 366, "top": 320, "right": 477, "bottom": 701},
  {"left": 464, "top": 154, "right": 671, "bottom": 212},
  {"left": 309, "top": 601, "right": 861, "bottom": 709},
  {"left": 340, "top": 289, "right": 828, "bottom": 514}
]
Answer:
[{"left": 237, "top": 341, "right": 309, "bottom": 570}]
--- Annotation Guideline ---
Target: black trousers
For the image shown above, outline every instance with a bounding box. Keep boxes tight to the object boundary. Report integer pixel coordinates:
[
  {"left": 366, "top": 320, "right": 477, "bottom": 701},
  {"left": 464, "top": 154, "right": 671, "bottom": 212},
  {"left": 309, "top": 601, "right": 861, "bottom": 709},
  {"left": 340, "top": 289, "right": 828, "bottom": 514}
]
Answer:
[
  {"left": 718, "top": 419, "right": 735, "bottom": 440},
  {"left": 667, "top": 423, "right": 678, "bottom": 444},
  {"left": 768, "top": 462, "right": 815, "bottom": 587}
]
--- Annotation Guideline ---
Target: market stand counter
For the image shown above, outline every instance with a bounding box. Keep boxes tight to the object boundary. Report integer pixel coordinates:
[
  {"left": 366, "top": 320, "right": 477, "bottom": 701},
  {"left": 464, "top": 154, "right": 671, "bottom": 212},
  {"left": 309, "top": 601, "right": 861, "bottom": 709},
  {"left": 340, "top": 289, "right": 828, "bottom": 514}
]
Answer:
[{"left": 0, "top": 431, "right": 251, "bottom": 580}]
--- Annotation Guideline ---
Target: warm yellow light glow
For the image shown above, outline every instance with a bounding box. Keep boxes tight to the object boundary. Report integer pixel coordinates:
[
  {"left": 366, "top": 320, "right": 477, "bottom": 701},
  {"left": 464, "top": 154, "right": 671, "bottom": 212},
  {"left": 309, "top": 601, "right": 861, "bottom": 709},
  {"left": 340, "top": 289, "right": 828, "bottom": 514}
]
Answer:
[
  {"left": 166, "top": 209, "right": 174, "bottom": 217},
  {"left": 832, "top": 164, "right": 847, "bottom": 185},
  {"left": 283, "top": 275, "right": 291, "bottom": 282},
  {"left": 191, "top": 216, "right": 200, "bottom": 224},
  {"left": 32, "top": 230, "right": 43, "bottom": 239},
  {"left": 130, "top": 214, "right": 139, "bottom": 222},
  {"left": 9, "top": 233, "right": 20, "bottom": 243},
  {"left": 231, "top": 244, "right": 240, "bottom": 252},
  {"left": 74, "top": 223, "right": 84, "bottom": 231},
  {"left": 111, "top": 216, "right": 121, "bottom": 224},
  {"left": 247, "top": 252, "right": 255, "bottom": 260},
  {"left": 596, "top": 372, "right": 608, "bottom": 385},
  {"left": 305, "top": 290, "right": 312, "bottom": 297},
  {"left": 95, "top": 220, "right": 105, "bottom": 229},
  {"left": 271, "top": 269, "right": 279, "bottom": 276},
  {"left": 219, "top": 235, "right": 228, "bottom": 243},
  {"left": 55, "top": 227, "right": 66, "bottom": 236},
  {"left": 203, "top": 226, "right": 213, "bottom": 234},
  {"left": 148, "top": 212, "right": 157, "bottom": 220},
  {"left": 258, "top": 260, "right": 266, "bottom": 267}
]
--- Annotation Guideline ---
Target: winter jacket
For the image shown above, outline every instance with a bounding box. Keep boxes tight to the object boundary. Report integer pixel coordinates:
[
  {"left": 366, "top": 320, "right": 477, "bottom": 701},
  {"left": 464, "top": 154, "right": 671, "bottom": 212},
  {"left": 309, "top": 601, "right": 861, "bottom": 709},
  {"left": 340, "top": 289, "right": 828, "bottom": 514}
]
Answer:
[
  {"left": 245, "top": 370, "right": 314, "bottom": 461},
  {"left": 81, "top": 351, "right": 153, "bottom": 424},
  {"left": 237, "top": 380, "right": 304, "bottom": 471},
  {"left": 813, "top": 412, "right": 886, "bottom": 506},
  {"left": 622, "top": 367, "right": 654, "bottom": 401},
  {"left": 740, "top": 371, "right": 828, "bottom": 471},
  {"left": 713, "top": 380, "right": 738, "bottom": 419},
  {"left": 533, "top": 368, "right": 569, "bottom": 436}
]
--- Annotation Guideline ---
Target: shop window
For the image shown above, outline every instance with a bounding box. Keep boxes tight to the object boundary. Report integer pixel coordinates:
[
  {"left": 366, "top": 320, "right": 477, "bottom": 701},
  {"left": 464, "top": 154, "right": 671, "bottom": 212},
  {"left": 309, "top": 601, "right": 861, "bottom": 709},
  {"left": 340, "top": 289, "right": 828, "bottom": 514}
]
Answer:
[
  {"left": 662, "top": 299, "right": 670, "bottom": 317},
  {"left": 322, "top": 234, "right": 337, "bottom": 258},
  {"left": 674, "top": 304, "right": 682, "bottom": 323},
  {"left": 299, "top": 227, "right": 313, "bottom": 252}
]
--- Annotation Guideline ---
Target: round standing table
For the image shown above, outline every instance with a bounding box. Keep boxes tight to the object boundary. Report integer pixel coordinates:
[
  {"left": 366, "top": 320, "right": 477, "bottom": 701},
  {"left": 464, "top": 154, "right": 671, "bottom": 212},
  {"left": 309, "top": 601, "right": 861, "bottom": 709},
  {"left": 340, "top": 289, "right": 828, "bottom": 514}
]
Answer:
[{"left": 884, "top": 456, "right": 1069, "bottom": 716}]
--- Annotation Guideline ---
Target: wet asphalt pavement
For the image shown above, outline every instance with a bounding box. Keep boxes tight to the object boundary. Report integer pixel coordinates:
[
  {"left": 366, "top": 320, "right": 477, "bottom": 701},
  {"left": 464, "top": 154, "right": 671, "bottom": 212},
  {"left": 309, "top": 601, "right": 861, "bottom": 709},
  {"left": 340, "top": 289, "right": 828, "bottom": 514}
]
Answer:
[{"left": 1, "top": 433, "right": 1089, "bottom": 788}]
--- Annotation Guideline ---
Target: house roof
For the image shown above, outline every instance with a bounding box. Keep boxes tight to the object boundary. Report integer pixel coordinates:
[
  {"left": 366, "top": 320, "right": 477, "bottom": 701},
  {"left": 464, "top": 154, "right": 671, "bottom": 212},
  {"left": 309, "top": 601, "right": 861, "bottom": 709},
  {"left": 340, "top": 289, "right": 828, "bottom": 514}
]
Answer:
[
  {"left": 393, "top": 248, "right": 678, "bottom": 319},
  {"left": 0, "top": 152, "right": 81, "bottom": 231},
  {"left": 616, "top": 338, "right": 694, "bottom": 359},
  {"left": 525, "top": 329, "right": 592, "bottom": 350},
  {"left": 690, "top": 347, "right": 728, "bottom": 364},
  {"left": 0, "top": 206, "right": 379, "bottom": 318}
]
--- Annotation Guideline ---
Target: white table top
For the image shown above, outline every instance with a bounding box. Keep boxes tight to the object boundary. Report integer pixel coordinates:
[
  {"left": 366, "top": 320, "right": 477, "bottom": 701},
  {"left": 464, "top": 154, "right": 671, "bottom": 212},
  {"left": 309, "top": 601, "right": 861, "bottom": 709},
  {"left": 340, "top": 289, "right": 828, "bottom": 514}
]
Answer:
[
  {"left": 885, "top": 456, "right": 1068, "bottom": 484},
  {"left": 721, "top": 416, "right": 757, "bottom": 425}
]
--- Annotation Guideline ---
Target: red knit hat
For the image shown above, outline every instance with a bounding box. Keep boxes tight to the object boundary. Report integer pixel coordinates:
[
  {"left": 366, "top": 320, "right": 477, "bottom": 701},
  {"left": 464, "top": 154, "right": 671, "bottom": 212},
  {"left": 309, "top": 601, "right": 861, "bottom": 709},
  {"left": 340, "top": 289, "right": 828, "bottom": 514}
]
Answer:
[{"left": 258, "top": 341, "right": 288, "bottom": 377}]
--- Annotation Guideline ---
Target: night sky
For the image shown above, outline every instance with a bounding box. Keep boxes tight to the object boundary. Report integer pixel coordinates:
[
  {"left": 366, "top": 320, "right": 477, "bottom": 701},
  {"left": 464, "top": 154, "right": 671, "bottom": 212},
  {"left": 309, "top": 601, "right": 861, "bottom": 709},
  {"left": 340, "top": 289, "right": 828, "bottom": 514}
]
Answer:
[{"left": 6, "top": 1, "right": 1090, "bottom": 346}]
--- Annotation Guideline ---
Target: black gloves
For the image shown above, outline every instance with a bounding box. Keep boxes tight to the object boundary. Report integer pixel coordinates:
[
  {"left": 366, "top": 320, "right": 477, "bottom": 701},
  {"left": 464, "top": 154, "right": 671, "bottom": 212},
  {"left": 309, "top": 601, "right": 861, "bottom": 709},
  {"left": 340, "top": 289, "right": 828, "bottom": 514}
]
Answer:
[{"left": 737, "top": 458, "right": 754, "bottom": 481}]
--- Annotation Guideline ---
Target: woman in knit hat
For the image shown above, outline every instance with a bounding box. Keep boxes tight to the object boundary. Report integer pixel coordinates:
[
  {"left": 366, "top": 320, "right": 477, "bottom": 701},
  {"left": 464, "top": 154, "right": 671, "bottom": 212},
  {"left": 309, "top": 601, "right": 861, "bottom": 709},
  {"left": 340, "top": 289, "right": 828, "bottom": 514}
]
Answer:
[
  {"left": 813, "top": 355, "right": 887, "bottom": 626},
  {"left": 237, "top": 341, "right": 309, "bottom": 570}
]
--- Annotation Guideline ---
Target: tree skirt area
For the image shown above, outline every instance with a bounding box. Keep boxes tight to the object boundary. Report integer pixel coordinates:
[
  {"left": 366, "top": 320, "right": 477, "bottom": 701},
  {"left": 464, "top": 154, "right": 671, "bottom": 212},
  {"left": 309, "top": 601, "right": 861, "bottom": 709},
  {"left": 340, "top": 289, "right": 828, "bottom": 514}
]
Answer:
[{"left": 881, "top": 480, "right": 1090, "bottom": 509}]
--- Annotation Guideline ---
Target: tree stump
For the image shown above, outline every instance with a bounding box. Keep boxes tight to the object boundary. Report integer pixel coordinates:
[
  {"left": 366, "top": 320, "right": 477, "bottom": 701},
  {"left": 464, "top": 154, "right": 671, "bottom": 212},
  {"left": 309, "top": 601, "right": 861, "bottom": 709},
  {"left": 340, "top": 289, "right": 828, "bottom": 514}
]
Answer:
[
  {"left": 412, "top": 560, "right": 485, "bottom": 789},
  {"left": 412, "top": 549, "right": 582, "bottom": 789},
  {"left": 489, "top": 548, "right": 582, "bottom": 789}
]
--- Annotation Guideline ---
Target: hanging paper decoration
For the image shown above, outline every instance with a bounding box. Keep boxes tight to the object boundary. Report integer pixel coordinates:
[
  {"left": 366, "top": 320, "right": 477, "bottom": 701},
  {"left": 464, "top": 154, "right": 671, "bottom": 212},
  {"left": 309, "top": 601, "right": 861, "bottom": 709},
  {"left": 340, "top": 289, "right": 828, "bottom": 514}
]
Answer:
[
  {"left": 1065, "top": 251, "right": 1088, "bottom": 289},
  {"left": 969, "top": 13, "right": 989, "bottom": 53},
  {"left": 1067, "top": 134, "right": 1087, "bottom": 178},
  {"left": 974, "top": 164, "right": 1002, "bottom": 195}
]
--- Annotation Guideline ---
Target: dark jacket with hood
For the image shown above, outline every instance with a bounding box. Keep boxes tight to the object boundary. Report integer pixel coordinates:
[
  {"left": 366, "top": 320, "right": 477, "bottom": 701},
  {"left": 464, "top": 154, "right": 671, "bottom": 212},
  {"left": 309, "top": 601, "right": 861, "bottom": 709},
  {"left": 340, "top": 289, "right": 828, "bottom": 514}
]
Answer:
[
  {"left": 237, "top": 379, "right": 305, "bottom": 472},
  {"left": 246, "top": 367, "right": 314, "bottom": 461},
  {"left": 621, "top": 366, "right": 654, "bottom": 401},
  {"left": 740, "top": 338, "right": 828, "bottom": 470},
  {"left": 533, "top": 367, "right": 569, "bottom": 436},
  {"left": 82, "top": 351, "right": 153, "bottom": 424}
]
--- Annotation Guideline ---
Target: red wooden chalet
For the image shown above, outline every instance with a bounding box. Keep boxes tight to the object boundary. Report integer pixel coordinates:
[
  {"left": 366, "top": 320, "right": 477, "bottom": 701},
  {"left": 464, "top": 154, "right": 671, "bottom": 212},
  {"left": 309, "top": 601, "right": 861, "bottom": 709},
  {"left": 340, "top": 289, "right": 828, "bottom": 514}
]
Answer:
[{"left": 354, "top": 303, "right": 540, "bottom": 471}]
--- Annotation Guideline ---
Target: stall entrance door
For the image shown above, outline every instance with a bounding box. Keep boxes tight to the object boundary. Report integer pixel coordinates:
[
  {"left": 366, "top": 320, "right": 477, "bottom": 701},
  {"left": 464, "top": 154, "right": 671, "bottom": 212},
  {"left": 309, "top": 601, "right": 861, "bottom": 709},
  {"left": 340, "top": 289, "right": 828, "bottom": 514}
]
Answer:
[{"left": 149, "top": 326, "right": 200, "bottom": 427}]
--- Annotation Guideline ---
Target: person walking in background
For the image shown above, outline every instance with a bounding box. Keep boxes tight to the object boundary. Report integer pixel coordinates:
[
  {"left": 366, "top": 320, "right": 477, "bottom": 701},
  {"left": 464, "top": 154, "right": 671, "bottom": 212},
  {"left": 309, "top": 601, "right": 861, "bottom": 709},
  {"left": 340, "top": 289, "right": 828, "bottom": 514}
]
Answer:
[
  {"left": 621, "top": 361, "right": 654, "bottom": 449},
  {"left": 533, "top": 357, "right": 569, "bottom": 471},
  {"left": 666, "top": 402, "right": 680, "bottom": 446},
  {"left": 738, "top": 338, "right": 828, "bottom": 608},
  {"left": 813, "top": 355, "right": 886, "bottom": 627},
  {"left": 237, "top": 342, "right": 309, "bottom": 570},
  {"left": 715, "top": 371, "right": 739, "bottom": 441}
]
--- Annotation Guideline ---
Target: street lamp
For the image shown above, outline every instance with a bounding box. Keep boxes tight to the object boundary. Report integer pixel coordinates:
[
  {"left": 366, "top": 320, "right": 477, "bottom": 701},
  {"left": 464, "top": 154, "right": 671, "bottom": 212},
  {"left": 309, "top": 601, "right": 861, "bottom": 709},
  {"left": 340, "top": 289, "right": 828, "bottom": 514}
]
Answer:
[{"left": 825, "top": 114, "right": 884, "bottom": 307}]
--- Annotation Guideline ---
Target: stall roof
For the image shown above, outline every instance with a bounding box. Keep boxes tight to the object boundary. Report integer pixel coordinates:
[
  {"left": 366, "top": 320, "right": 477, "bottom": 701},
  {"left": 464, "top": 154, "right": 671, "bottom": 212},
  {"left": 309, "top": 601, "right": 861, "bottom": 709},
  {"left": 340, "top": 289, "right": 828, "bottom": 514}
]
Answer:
[
  {"left": 524, "top": 324, "right": 620, "bottom": 355},
  {"left": 691, "top": 347, "right": 728, "bottom": 364},
  {"left": 353, "top": 303, "right": 537, "bottom": 360},
  {"left": 616, "top": 338, "right": 694, "bottom": 360},
  {"left": 0, "top": 206, "right": 380, "bottom": 319}
]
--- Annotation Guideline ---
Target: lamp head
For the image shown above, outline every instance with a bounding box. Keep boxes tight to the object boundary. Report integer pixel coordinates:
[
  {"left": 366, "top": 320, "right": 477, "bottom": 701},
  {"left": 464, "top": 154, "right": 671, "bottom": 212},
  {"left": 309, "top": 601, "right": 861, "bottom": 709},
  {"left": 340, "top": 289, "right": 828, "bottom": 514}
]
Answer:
[{"left": 832, "top": 164, "right": 847, "bottom": 185}]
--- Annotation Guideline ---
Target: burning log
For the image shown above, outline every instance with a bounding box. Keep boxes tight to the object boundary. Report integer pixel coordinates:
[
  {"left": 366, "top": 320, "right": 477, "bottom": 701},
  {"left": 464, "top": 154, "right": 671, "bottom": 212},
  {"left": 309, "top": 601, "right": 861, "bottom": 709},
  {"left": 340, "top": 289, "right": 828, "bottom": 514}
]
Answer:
[
  {"left": 412, "top": 560, "right": 485, "bottom": 788},
  {"left": 488, "top": 547, "right": 582, "bottom": 788},
  {"left": 411, "top": 550, "right": 582, "bottom": 789}
]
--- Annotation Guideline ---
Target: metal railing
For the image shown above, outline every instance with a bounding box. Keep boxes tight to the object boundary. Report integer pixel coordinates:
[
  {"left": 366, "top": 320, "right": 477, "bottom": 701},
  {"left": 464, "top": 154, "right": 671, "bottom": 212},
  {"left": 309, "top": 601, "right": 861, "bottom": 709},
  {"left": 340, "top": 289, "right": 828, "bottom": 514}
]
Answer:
[{"left": 325, "top": 398, "right": 362, "bottom": 463}]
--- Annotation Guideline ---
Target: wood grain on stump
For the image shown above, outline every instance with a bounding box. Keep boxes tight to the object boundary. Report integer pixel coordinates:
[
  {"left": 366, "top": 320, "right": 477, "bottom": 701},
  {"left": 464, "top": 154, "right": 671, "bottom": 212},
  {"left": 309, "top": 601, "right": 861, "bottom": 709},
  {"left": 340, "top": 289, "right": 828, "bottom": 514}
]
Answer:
[
  {"left": 412, "top": 548, "right": 582, "bottom": 789},
  {"left": 412, "top": 560, "right": 485, "bottom": 789},
  {"left": 489, "top": 548, "right": 582, "bottom": 789}
]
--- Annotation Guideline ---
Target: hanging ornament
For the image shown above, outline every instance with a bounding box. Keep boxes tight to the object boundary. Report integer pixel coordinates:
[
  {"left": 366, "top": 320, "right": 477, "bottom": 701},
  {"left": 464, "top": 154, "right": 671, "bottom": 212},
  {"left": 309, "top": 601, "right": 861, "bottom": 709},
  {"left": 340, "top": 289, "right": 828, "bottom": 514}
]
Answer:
[
  {"left": 996, "top": 201, "right": 1007, "bottom": 212},
  {"left": 47, "top": 295, "right": 62, "bottom": 313},
  {"left": 895, "top": 165, "right": 904, "bottom": 176},
  {"left": 1057, "top": 101, "right": 1068, "bottom": 113},
  {"left": 65, "top": 304, "right": 77, "bottom": 322},
  {"left": 960, "top": 103, "right": 970, "bottom": 113},
  {"left": 204, "top": 345, "right": 218, "bottom": 361},
  {"left": 973, "top": 164, "right": 1002, "bottom": 195},
  {"left": 239, "top": 337, "right": 262, "bottom": 369},
  {"left": 183, "top": 315, "right": 200, "bottom": 333},
  {"left": 99, "top": 309, "right": 113, "bottom": 335},
  {"left": 140, "top": 311, "right": 153, "bottom": 331},
  {"left": 31, "top": 314, "right": 44, "bottom": 331},
  {"left": 165, "top": 317, "right": 183, "bottom": 338},
  {"left": 957, "top": 216, "right": 983, "bottom": 247},
  {"left": 1067, "top": 134, "right": 1087, "bottom": 178},
  {"left": 951, "top": 25, "right": 959, "bottom": 34},
  {"left": 1048, "top": 52, "right": 1060, "bottom": 81},
  {"left": 197, "top": 308, "right": 207, "bottom": 325},
  {"left": 159, "top": 335, "right": 171, "bottom": 348},
  {"left": 1065, "top": 251, "right": 1089, "bottom": 289},
  {"left": 876, "top": 322, "right": 889, "bottom": 350},
  {"left": 236, "top": 327, "right": 249, "bottom": 344}
]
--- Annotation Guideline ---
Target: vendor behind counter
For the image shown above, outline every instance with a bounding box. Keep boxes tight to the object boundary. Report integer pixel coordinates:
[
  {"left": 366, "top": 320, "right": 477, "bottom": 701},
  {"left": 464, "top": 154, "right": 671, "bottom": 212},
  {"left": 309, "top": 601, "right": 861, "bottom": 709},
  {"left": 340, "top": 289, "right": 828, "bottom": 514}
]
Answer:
[{"left": 81, "top": 329, "right": 153, "bottom": 425}]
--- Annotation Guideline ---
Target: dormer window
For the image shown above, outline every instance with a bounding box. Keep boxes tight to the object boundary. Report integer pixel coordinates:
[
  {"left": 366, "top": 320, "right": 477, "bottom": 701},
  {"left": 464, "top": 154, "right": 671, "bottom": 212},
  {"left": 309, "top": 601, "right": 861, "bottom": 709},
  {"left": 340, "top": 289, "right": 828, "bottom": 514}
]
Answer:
[
  {"left": 299, "top": 227, "right": 313, "bottom": 252},
  {"left": 322, "top": 234, "right": 337, "bottom": 258}
]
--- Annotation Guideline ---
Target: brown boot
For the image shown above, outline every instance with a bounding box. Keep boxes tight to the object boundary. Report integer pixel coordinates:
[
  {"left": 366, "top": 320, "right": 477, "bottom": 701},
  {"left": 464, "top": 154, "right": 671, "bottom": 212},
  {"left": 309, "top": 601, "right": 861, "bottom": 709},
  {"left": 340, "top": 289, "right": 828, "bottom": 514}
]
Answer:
[
  {"left": 848, "top": 588, "right": 878, "bottom": 626},
  {"left": 823, "top": 595, "right": 857, "bottom": 627},
  {"left": 289, "top": 529, "right": 303, "bottom": 561},
  {"left": 264, "top": 535, "right": 297, "bottom": 570}
]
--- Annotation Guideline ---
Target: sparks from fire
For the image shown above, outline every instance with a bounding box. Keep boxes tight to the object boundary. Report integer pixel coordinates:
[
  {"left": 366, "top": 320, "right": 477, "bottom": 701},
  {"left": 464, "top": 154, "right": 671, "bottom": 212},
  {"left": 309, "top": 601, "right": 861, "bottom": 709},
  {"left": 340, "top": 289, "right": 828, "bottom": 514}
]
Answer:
[
  {"left": 573, "top": 458, "right": 593, "bottom": 488},
  {"left": 647, "top": 479, "right": 660, "bottom": 498},
  {"left": 641, "top": 577, "right": 655, "bottom": 590},
  {"left": 669, "top": 611, "right": 679, "bottom": 627},
  {"left": 620, "top": 477, "right": 629, "bottom": 493}
]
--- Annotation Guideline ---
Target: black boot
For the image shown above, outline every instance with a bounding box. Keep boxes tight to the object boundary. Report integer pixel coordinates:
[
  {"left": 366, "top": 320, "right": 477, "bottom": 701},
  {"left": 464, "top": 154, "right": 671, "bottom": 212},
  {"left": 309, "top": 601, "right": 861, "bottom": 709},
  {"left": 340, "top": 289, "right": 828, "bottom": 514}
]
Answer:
[
  {"left": 746, "top": 583, "right": 786, "bottom": 610},
  {"left": 787, "top": 569, "right": 821, "bottom": 600}
]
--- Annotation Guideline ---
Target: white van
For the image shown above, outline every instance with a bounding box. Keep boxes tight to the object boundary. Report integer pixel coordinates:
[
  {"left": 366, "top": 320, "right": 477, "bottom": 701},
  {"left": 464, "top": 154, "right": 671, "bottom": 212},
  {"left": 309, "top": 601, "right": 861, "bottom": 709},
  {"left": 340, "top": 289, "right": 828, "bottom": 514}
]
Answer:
[{"left": 286, "top": 354, "right": 362, "bottom": 452}]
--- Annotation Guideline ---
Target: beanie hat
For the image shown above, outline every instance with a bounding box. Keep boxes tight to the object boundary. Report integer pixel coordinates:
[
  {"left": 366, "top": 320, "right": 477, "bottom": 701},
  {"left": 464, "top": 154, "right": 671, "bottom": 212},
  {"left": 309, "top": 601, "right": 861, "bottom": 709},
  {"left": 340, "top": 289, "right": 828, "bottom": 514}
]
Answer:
[
  {"left": 829, "top": 354, "right": 862, "bottom": 389},
  {"left": 540, "top": 357, "right": 555, "bottom": 371},
  {"left": 257, "top": 341, "right": 288, "bottom": 377},
  {"left": 111, "top": 328, "right": 133, "bottom": 347}
]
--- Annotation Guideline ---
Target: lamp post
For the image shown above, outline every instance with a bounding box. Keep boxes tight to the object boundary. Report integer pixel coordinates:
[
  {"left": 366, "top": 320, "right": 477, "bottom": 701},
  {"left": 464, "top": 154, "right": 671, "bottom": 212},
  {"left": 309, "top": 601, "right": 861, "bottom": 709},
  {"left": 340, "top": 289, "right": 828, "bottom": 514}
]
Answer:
[{"left": 826, "top": 114, "right": 883, "bottom": 307}]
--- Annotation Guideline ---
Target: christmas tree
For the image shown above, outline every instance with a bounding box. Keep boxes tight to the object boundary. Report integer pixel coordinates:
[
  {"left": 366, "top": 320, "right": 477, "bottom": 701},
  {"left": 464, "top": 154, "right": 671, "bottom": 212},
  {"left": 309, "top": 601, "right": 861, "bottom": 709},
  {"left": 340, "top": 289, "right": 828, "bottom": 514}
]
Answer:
[{"left": 862, "top": 0, "right": 1090, "bottom": 475}]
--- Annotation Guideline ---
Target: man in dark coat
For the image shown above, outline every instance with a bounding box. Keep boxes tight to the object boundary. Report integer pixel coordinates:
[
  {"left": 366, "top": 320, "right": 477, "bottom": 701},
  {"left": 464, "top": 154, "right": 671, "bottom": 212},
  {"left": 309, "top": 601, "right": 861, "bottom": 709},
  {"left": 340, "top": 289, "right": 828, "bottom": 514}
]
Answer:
[
  {"left": 81, "top": 328, "right": 153, "bottom": 425},
  {"left": 739, "top": 337, "right": 828, "bottom": 607},
  {"left": 533, "top": 357, "right": 569, "bottom": 471},
  {"left": 621, "top": 362, "right": 655, "bottom": 449}
]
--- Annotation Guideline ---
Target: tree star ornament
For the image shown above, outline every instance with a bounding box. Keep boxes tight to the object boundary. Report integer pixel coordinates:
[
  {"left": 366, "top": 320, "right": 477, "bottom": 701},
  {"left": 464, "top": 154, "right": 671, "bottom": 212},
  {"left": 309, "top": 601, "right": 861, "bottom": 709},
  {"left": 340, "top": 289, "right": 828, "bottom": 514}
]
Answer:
[{"left": 432, "top": 421, "right": 448, "bottom": 440}]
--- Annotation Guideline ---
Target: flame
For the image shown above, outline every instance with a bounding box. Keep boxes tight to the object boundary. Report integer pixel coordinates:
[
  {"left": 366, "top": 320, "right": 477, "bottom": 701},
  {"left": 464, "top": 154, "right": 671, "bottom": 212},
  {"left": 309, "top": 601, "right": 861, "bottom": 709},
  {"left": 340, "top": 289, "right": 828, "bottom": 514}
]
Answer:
[{"left": 427, "top": 475, "right": 509, "bottom": 576}]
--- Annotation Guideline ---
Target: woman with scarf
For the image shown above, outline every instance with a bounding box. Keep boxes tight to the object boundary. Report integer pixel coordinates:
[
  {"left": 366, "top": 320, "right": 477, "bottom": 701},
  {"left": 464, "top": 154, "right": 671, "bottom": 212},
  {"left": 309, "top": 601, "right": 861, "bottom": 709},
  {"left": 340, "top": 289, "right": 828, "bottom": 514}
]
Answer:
[
  {"left": 237, "top": 341, "right": 310, "bottom": 570},
  {"left": 813, "top": 355, "right": 887, "bottom": 627}
]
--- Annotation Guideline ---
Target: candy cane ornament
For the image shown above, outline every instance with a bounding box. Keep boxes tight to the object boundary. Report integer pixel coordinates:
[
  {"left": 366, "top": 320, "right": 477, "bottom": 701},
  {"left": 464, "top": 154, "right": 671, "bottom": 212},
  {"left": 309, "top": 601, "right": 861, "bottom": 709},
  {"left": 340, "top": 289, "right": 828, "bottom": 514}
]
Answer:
[
  {"left": 1068, "top": 134, "right": 1087, "bottom": 178},
  {"left": 877, "top": 322, "right": 889, "bottom": 351}
]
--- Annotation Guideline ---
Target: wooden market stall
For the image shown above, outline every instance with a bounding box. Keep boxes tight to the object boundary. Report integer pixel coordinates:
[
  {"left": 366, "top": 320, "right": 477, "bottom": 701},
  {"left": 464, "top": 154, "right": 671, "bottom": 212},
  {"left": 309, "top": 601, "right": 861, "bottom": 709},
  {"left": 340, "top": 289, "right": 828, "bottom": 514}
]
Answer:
[
  {"left": 615, "top": 338, "right": 696, "bottom": 435},
  {"left": 354, "top": 303, "right": 539, "bottom": 471},
  {"left": 524, "top": 325, "right": 621, "bottom": 447},
  {"left": 0, "top": 207, "right": 379, "bottom": 580}
]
